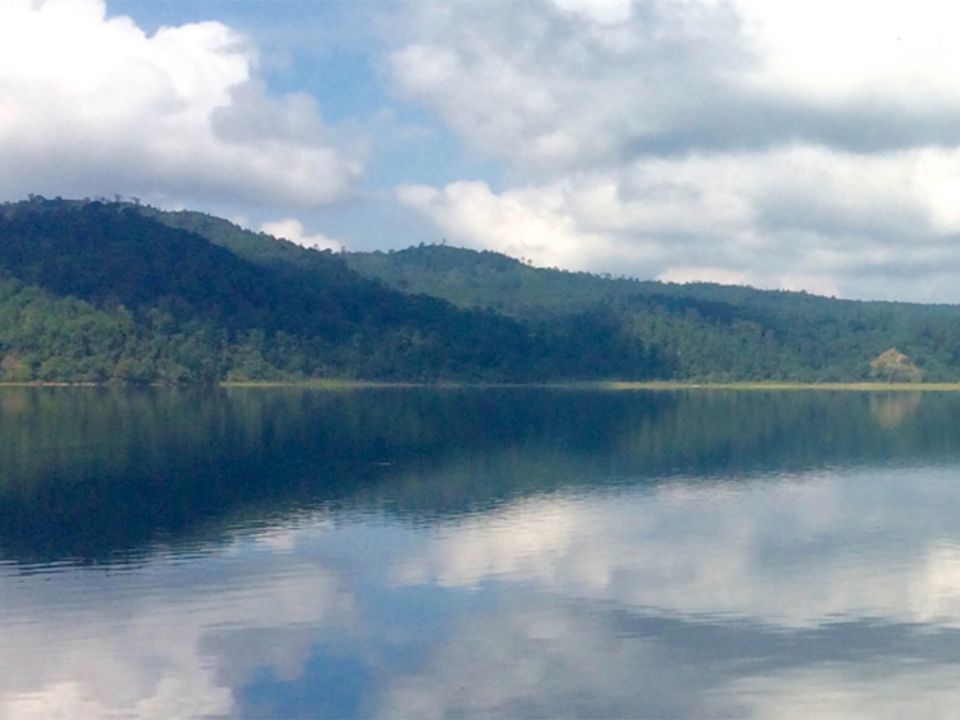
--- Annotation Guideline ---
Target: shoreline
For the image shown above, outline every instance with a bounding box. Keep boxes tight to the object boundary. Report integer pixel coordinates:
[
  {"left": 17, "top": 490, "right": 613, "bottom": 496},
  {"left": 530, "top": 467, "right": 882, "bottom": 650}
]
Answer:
[
  {"left": 0, "top": 379, "right": 958, "bottom": 392},
  {"left": 586, "top": 381, "right": 960, "bottom": 392}
]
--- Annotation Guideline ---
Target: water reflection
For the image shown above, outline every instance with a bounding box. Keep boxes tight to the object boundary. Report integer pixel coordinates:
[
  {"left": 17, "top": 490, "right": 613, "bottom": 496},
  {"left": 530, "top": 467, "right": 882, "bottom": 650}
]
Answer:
[
  {"left": 3, "top": 388, "right": 960, "bottom": 717},
  {"left": 868, "top": 391, "right": 923, "bottom": 429}
]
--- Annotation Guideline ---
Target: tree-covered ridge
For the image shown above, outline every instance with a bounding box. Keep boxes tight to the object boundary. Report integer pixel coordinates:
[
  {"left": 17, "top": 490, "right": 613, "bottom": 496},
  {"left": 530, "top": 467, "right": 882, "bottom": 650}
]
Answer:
[
  {"left": 3, "top": 196, "right": 960, "bottom": 383},
  {"left": 344, "top": 244, "right": 960, "bottom": 381},
  {"left": 0, "top": 198, "right": 661, "bottom": 383}
]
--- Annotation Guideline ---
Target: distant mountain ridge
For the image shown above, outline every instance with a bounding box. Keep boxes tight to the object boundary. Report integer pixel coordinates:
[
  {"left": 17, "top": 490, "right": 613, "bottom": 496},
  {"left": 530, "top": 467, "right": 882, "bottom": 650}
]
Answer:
[{"left": 0, "top": 196, "right": 957, "bottom": 383}]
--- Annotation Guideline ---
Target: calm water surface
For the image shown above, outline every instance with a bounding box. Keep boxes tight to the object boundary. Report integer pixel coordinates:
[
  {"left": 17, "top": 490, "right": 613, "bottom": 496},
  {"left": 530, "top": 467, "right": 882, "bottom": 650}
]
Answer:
[{"left": 3, "top": 388, "right": 960, "bottom": 718}]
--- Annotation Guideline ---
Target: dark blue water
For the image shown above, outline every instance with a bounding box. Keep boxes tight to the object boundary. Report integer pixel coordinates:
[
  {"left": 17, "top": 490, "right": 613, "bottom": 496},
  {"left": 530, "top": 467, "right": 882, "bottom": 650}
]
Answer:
[{"left": 2, "top": 387, "right": 960, "bottom": 718}]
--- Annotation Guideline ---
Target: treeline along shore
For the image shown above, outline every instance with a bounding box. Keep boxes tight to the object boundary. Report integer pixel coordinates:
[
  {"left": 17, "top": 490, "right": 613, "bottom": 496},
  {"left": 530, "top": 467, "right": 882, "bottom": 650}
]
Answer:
[{"left": 0, "top": 196, "right": 958, "bottom": 385}]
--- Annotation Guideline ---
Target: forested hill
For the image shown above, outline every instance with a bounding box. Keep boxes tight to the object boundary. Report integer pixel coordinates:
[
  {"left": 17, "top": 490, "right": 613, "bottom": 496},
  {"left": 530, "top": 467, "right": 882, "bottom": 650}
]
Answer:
[
  {"left": 344, "top": 245, "right": 960, "bottom": 382},
  {"left": 1, "top": 197, "right": 959, "bottom": 383},
  {"left": 0, "top": 198, "right": 644, "bottom": 383}
]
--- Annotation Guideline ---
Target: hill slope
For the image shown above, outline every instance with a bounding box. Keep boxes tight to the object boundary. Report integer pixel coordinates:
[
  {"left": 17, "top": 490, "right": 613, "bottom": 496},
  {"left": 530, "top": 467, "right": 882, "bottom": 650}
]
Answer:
[
  {"left": 3, "top": 197, "right": 960, "bottom": 383},
  {"left": 0, "top": 200, "right": 526, "bottom": 381},
  {"left": 344, "top": 245, "right": 960, "bottom": 381},
  {"left": 0, "top": 198, "right": 661, "bottom": 382}
]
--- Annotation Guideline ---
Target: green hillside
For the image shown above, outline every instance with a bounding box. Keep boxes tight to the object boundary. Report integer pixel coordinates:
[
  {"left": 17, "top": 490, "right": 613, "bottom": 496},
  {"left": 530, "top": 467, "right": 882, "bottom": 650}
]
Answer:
[
  {"left": 344, "top": 245, "right": 960, "bottom": 382},
  {"left": 0, "top": 198, "right": 659, "bottom": 383},
  {"left": 1, "top": 196, "right": 959, "bottom": 384}
]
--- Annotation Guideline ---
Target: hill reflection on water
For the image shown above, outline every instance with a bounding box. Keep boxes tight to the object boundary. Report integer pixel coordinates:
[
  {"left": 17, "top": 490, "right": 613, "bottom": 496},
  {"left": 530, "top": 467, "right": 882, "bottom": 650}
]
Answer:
[
  {"left": 4, "top": 388, "right": 960, "bottom": 717},
  {"left": 0, "top": 386, "right": 956, "bottom": 563}
]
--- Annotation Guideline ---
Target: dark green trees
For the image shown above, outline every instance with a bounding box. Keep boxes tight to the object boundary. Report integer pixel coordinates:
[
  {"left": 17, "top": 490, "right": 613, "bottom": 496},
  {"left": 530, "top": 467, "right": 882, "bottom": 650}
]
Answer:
[{"left": 2, "top": 197, "right": 960, "bottom": 384}]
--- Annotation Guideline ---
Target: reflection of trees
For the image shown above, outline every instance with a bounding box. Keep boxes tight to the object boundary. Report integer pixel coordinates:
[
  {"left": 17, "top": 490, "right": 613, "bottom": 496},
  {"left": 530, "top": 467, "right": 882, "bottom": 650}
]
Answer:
[
  {"left": 869, "top": 392, "right": 923, "bottom": 429},
  {"left": 2, "top": 388, "right": 960, "bottom": 563}
]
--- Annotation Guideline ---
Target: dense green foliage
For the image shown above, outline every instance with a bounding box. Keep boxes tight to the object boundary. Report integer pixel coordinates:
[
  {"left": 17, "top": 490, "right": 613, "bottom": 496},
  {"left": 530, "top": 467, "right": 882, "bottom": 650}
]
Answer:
[
  {"left": 3, "top": 196, "right": 960, "bottom": 383},
  {"left": 0, "top": 199, "right": 546, "bottom": 382},
  {"left": 0, "top": 198, "right": 660, "bottom": 382},
  {"left": 345, "top": 245, "right": 960, "bottom": 381}
]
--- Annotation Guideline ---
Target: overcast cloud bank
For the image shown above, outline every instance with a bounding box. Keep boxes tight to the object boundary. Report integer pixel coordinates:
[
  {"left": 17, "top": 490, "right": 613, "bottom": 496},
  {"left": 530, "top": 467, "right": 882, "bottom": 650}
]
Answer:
[
  {"left": 390, "top": 0, "right": 960, "bottom": 300},
  {"left": 5, "top": 0, "right": 960, "bottom": 300}
]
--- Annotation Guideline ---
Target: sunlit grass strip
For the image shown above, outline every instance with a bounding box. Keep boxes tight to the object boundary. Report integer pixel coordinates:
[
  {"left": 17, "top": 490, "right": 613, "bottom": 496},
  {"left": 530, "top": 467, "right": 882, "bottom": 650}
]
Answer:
[
  {"left": 0, "top": 379, "right": 958, "bottom": 391},
  {"left": 221, "top": 379, "right": 960, "bottom": 392},
  {"left": 590, "top": 381, "right": 960, "bottom": 392},
  {"left": 0, "top": 381, "right": 100, "bottom": 387},
  {"left": 219, "top": 379, "right": 415, "bottom": 389}
]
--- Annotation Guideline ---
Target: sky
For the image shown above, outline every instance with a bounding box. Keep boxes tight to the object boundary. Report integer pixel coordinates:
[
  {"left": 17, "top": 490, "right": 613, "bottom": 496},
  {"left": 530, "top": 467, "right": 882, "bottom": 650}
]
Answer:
[{"left": 4, "top": 0, "right": 960, "bottom": 301}]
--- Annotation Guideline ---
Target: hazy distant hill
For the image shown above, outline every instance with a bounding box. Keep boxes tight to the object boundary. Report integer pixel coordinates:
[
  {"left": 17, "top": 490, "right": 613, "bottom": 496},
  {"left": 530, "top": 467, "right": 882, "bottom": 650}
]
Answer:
[{"left": 0, "top": 197, "right": 958, "bottom": 384}]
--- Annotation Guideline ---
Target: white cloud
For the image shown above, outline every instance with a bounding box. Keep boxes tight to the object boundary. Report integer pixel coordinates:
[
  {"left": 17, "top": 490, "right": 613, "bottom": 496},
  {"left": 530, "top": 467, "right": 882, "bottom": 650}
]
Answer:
[
  {"left": 397, "top": 181, "right": 609, "bottom": 269},
  {"left": 734, "top": 0, "right": 960, "bottom": 106},
  {"left": 391, "top": 0, "right": 960, "bottom": 170},
  {"left": 260, "top": 218, "right": 342, "bottom": 252},
  {"left": 389, "top": 0, "right": 960, "bottom": 300},
  {"left": 553, "top": 0, "right": 634, "bottom": 24},
  {"left": 0, "top": 0, "right": 363, "bottom": 209},
  {"left": 399, "top": 145, "right": 960, "bottom": 301}
]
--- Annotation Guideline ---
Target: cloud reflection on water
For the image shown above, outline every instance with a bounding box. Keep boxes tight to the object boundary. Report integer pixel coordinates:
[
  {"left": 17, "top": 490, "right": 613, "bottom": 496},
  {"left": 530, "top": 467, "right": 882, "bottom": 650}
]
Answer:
[
  {"left": 5, "top": 464, "right": 960, "bottom": 717},
  {"left": 0, "top": 532, "right": 355, "bottom": 719},
  {"left": 376, "top": 467, "right": 960, "bottom": 717},
  {"left": 393, "top": 467, "right": 960, "bottom": 628},
  {"left": 4, "top": 389, "right": 960, "bottom": 717}
]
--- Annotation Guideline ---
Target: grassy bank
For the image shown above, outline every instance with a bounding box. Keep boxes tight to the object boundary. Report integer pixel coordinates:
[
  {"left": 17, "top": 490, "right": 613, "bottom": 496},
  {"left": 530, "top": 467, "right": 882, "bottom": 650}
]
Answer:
[
  {"left": 590, "top": 381, "right": 960, "bottom": 392},
  {"left": 0, "top": 379, "right": 956, "bottom": 392},
  {"left": 221, "top": 379, "right": 960, "bottom": 392}
]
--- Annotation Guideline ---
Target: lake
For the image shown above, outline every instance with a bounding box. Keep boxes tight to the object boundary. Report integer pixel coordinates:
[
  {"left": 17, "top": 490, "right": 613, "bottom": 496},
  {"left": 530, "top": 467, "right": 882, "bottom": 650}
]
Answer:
[{"left": 2, "top": 387, "right": 960, "bottom": 718}]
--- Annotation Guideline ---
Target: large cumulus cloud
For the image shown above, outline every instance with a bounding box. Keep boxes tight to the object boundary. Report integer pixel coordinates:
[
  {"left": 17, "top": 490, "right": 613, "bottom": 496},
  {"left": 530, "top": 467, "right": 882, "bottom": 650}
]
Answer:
[
  {"left": 390, "top": 0, "right": 960, "bottom": 301},
  {"left": 0, "top": 0, "right": 364, "bottom": 209}
]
